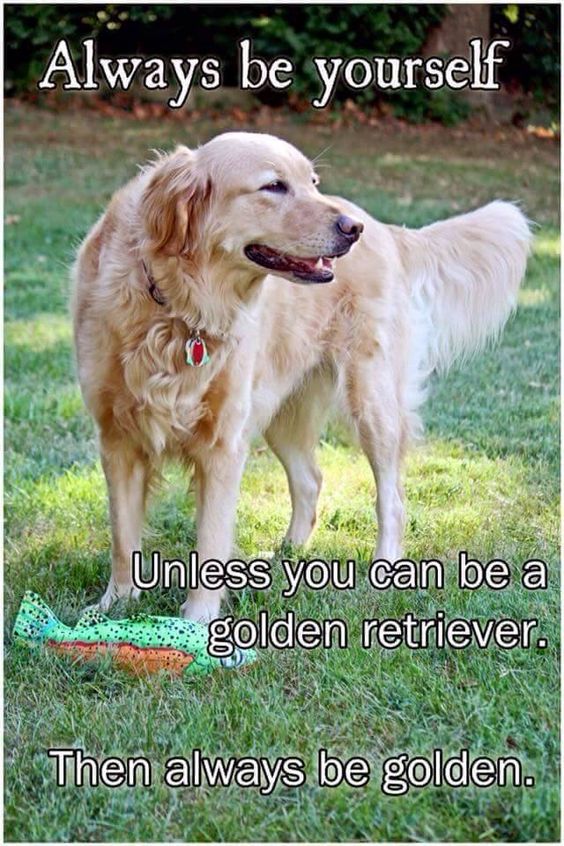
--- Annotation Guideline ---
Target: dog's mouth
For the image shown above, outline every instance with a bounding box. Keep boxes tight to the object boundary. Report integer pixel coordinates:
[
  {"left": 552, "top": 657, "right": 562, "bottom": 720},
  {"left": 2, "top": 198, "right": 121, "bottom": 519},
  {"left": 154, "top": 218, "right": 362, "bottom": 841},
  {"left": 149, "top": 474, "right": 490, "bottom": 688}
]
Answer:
[{"left": 244, "top": 244, "right": 349, "bottom": 283}]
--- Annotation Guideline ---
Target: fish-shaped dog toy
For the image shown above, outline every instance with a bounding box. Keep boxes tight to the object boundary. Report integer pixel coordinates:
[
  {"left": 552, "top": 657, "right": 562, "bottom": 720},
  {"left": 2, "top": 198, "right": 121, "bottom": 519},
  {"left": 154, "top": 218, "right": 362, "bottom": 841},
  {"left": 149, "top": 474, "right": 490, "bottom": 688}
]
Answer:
[{"left": 13, "top": 591, "right": 256, "bottom": 677}]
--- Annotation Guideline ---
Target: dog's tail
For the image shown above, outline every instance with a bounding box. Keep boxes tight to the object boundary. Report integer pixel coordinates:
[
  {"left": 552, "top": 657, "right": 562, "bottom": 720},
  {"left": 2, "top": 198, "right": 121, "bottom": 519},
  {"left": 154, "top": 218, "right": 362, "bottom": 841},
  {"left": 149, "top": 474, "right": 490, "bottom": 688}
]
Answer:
[{"left": 392, "top": 201, "right": 532, "bottom": 375}]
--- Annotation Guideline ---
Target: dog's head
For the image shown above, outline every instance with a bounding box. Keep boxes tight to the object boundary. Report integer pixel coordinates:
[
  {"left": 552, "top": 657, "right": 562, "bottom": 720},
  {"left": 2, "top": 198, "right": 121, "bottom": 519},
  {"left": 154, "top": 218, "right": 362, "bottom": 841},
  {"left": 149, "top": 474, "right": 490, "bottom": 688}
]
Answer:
[{"left": 141, "top": 132, "right": 363, "bottom": 284}]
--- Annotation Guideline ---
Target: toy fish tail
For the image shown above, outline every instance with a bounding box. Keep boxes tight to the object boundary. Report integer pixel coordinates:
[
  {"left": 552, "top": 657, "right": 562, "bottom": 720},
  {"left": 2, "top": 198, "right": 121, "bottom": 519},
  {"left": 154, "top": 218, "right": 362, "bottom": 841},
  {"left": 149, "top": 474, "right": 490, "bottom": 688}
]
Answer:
[{"left": 12, "top": 591, "right": 62, "bottom": 646}]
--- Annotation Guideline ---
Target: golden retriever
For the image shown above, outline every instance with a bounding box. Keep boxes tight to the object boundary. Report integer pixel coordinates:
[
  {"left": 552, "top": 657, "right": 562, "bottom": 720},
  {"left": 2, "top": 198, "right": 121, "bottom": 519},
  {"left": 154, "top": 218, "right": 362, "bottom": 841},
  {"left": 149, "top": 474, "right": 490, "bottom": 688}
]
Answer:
[{"left": 73, "top": 132, "right": 531, "bottom": 621}]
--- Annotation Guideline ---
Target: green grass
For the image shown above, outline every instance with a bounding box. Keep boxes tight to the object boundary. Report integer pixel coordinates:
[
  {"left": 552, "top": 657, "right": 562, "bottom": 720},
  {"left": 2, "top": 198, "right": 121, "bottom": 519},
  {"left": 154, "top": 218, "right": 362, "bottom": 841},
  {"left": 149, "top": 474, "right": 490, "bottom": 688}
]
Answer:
[{"left": 4, "top": 104, "right": 560, "bottom": 842}]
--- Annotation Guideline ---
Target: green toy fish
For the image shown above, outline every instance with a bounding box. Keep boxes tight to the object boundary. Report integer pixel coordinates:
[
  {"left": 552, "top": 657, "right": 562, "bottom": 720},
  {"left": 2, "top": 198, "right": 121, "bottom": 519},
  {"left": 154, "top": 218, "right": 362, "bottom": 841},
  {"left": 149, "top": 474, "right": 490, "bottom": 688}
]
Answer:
[{"left": 13, "top": 591, "right": 256, "bottom": 677}]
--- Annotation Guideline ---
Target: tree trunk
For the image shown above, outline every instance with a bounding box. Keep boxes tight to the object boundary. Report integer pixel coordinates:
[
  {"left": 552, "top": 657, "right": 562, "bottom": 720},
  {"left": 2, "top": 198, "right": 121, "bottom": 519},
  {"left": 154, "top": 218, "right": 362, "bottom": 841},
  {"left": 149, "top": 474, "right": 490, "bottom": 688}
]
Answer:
[{"left": 424, "top": 4, "right": 494, "bottom": 113}]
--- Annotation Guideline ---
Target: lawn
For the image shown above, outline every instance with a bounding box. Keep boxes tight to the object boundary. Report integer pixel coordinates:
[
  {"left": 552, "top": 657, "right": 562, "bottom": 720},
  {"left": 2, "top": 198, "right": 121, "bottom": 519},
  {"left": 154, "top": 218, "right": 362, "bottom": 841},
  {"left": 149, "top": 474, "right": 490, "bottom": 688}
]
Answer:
[{"left": 4, "top": 103, "right": 560, "bottom": 842}]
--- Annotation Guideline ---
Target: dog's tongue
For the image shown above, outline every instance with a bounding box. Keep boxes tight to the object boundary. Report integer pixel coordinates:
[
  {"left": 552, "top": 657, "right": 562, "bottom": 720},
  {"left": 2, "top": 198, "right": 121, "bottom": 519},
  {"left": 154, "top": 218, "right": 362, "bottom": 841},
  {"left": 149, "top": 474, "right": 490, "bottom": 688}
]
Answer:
[
  {"left": 294, "top": 256, "right": 322, "bottom": 273},
  {"left": 258, "top": 246, "right": 321, "bottom": 273},
  {"left": 245, "top": 244, "right": 335, "bottom": 283}
]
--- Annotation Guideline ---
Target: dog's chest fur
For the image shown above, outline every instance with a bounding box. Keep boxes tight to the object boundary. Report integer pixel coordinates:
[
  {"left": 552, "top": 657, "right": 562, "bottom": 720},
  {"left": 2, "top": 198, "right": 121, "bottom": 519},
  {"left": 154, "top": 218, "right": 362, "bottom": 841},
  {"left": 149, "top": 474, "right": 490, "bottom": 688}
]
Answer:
[
  {"left": 115, "top": 280, "right": 337, "bottom": 458},
  {"left": 111, "top": 297, "right": 266, "bottom": 459}
]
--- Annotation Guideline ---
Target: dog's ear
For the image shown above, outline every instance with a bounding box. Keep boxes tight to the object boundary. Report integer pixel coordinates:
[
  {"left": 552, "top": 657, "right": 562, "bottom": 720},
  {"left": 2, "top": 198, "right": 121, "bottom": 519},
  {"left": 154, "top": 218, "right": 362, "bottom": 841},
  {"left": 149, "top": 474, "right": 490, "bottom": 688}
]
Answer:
[{"left": 141, "top": 146, "right": 212, "bottom": 256}]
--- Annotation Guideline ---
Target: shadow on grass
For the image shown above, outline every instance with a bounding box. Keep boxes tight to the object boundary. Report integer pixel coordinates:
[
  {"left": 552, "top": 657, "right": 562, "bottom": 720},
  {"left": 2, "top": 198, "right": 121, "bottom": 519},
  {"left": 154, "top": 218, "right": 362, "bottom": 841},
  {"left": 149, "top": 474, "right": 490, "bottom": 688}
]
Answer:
[
  {"left": 6, "top": 426, "right": 558, "bottom": 622},
  {"left": 4, "top": 430, "right": 559, "bottom": 841}
]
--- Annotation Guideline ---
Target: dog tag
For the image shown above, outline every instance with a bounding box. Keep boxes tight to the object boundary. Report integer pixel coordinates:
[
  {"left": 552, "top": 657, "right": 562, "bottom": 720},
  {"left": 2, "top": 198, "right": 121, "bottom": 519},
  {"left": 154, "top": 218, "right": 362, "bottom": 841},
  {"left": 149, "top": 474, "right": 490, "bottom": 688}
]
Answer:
[{"left": 185, "top": 333, "right": 209, "bottom": 367}]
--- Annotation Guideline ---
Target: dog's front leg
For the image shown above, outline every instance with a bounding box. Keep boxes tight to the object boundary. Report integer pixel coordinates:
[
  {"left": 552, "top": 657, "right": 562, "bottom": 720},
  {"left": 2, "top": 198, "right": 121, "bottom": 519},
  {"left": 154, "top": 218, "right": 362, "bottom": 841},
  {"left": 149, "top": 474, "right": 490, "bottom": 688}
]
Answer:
[
  {"left": 98, "top": 437, "right": 151, "bottom": 610},
  {"left": 181, "top": 441, "right": 248, "bottom": 623}
]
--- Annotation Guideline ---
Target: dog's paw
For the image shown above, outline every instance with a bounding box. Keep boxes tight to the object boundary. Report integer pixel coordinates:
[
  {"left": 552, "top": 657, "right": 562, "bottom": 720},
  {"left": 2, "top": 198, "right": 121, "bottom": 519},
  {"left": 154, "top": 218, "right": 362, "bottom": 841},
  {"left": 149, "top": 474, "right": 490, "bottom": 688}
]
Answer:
[
  {"left": 284, "top": 521, "right": 315, "bottom": 547},
  {"left": 180, "top": 595, "right": 220, "bottom": 624},
  {"left": 373, "top": 542, "right": 402, "bottom": 564},
  {"left": 97, "top": 580, "right": 141, "bottom": 612}
]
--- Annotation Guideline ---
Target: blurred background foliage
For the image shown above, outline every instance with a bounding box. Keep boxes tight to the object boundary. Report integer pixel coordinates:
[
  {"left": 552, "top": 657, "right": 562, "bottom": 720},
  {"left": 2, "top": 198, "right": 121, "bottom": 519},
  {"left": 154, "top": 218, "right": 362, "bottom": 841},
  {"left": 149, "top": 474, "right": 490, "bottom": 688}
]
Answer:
[{"left": 4, "top": 3, "right": 560, "bottom": 124}]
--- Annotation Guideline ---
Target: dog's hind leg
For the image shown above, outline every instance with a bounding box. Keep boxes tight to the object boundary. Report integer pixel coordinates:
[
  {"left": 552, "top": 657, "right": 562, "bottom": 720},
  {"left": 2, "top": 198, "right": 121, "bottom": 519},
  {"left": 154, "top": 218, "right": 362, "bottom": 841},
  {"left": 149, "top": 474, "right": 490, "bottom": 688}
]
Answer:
[
  {"left": 342, "top": 357, "right": 407, "bottom": 563},
  {"left": 265, "top": 370, "right": 332, "bottom": 546}
]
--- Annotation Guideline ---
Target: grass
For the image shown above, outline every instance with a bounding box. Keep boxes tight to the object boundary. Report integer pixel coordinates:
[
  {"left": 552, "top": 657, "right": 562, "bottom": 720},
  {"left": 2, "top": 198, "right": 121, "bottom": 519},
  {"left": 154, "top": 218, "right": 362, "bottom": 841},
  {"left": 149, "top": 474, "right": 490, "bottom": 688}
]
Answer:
[{"left": 4, "top": 103, "right": 560, "bottom": 842}]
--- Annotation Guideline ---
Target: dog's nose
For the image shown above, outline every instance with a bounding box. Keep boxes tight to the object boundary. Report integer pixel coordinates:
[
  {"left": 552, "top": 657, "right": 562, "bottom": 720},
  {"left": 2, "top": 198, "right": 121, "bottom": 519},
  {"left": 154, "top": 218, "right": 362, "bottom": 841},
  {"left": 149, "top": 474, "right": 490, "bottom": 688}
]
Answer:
[{"left": 336, "top": 214, "right": 364, "bottom": 242}]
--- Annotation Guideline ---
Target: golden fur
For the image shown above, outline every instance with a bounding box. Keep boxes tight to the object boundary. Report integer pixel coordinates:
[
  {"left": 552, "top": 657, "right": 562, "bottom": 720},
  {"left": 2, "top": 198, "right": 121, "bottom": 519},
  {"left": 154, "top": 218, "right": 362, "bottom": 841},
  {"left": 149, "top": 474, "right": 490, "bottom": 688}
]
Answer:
[{"left": 73, "top": 131, "right": 531, "bottom": 621}]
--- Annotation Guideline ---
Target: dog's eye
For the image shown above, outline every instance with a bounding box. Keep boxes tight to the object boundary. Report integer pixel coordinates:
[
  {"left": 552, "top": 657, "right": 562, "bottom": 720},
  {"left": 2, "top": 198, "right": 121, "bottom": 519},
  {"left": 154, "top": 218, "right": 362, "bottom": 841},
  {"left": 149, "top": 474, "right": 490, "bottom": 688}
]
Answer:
[{"left": 260, "top": 180, "right": 288, "bottom": 193}]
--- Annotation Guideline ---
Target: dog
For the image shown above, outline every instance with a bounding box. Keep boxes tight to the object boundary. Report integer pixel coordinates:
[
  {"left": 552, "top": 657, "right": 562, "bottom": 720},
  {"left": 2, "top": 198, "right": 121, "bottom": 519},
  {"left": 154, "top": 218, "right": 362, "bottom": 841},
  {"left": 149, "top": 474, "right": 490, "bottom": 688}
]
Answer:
[{"left": 72, "top": 131, "right": 531, "bottom": 621}]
